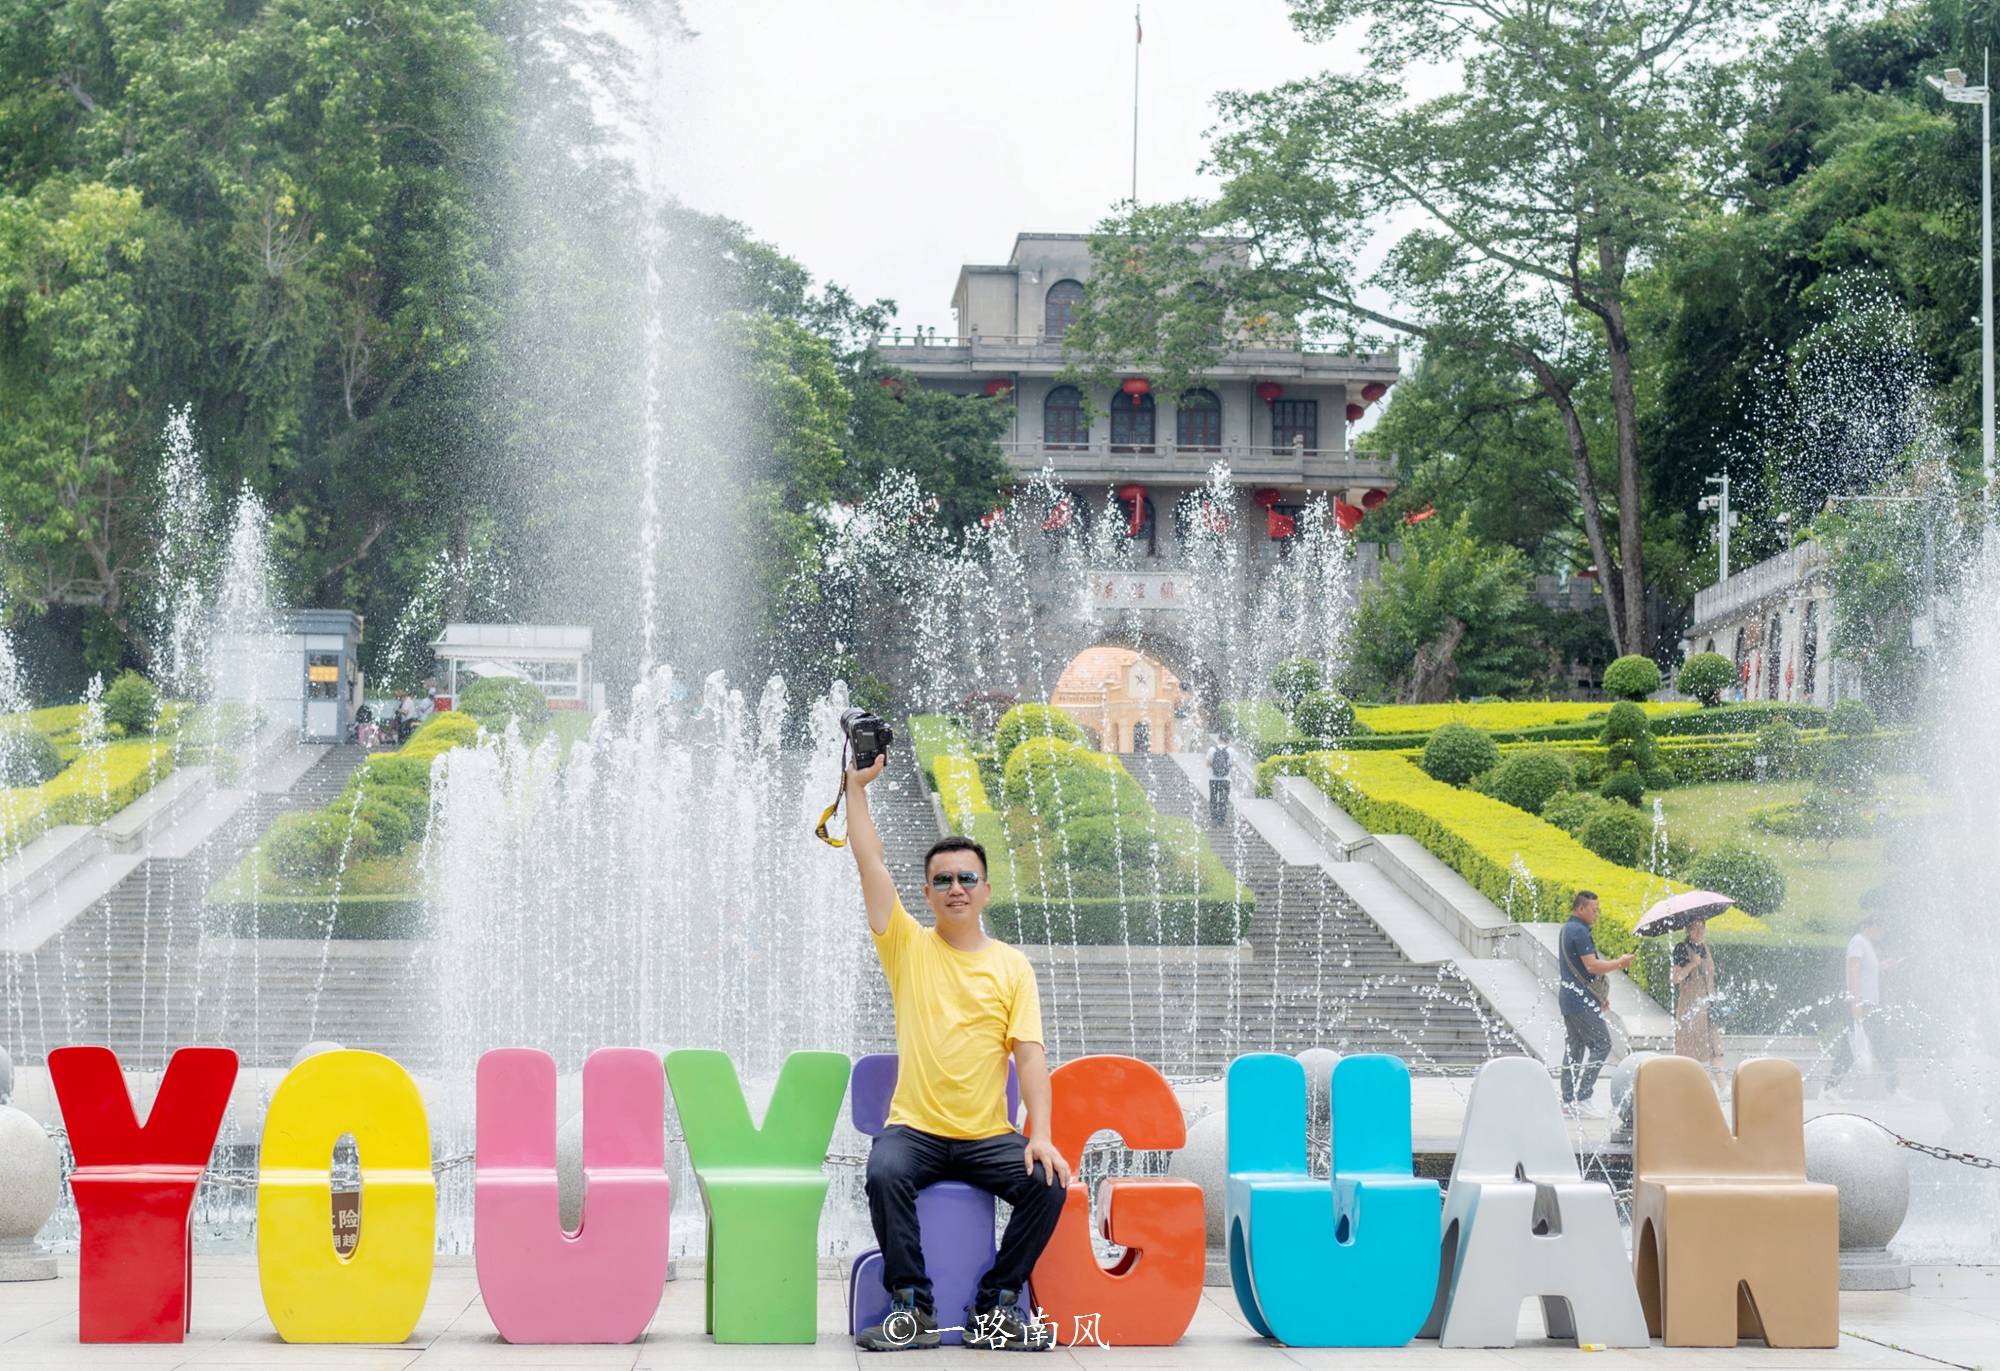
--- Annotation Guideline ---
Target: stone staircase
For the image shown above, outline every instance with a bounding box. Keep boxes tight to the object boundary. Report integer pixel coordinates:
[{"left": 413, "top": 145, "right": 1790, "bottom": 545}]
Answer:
[
  {"left": 854, "top": 739, "right": 1514, "bottom": 1077},
  {"left": 1, "top": 744, "right": 378, "bottom": 1069}
]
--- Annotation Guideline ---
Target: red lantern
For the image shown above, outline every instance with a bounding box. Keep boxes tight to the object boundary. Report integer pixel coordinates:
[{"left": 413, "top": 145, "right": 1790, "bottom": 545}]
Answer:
[
  {"left": 1403, "top": 504, "right": 1436, "bottom": 526},
  {"left": 1120, "top": 377, "right": 1152, "bottom": 407},
  {"left": 980, "top": 507, "right": 1005, "bottom": 527},
  {"left": 1267, "top": 508, "right": 1296, "bottom": 540},
  {"left": 1201, "top": 500, "right": 1230, "bottom": 535},
  {"left": 877, "top": 375, "right": 905, "bottom": 400},
  {"left": 1361, "top": 381, "right": 1388, "bottom": 403},
  {"left": 1042, "top": 498, "right": 1074, "bottom": 532},
  {"left": 984, "top": 377, "right": 1014, "bottom": 397},
  {"left": 1334, "top": 498, "right": 1363, "bottom": 533},
  {"left": 1345, "top": 403, "right": 1366, "bottom": 423},
  {"left": 1255, "top": 381, "right": 1284, "bottom": 405},
  {"left": 1360, "top": 488, "right": 1388, "bottom": 510},
  {"left": 1251, "top": 487, "right": 1283, "bottom": 509},
  {"left": 1115, "top": 483, "right": 1147, "bottom": 535}
]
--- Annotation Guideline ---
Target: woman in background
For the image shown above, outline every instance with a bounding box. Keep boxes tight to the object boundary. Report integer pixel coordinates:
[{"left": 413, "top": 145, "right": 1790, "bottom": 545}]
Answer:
[{"left": 1671, "top": 917, "right": 1726, "bottom": 1088}]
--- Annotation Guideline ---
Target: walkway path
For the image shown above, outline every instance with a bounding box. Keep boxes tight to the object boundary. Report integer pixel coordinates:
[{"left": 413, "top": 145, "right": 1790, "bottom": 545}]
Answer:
[{"left": 0, "top": 1257, "right": 1991, "bottom": 1369}]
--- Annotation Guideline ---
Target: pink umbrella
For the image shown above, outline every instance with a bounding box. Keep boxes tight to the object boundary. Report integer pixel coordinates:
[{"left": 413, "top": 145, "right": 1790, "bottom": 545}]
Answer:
[{"left": 1634, "top": 889, "right": 1744, "bottom": 937}]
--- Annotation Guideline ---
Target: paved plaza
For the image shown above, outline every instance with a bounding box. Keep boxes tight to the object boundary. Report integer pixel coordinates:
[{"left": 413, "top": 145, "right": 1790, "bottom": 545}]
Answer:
[{"left": 0, "top": 1259, "right": 1993, "bottom": 1370}]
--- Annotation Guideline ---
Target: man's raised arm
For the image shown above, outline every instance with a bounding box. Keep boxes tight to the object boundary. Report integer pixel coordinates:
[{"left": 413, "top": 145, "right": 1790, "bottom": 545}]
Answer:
[{"left": 845, "top": 755, "right": 899, "bottom": 935}]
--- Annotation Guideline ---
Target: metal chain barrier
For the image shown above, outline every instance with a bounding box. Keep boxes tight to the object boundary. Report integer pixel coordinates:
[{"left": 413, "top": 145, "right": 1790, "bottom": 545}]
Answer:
[{"left": 1819, "top": 1112, "right": 2000, "bottom": 1171}]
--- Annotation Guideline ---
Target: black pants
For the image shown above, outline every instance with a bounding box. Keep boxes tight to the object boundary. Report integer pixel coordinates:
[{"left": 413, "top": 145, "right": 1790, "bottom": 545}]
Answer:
[
  {"left": 1561, "top": 1008, "right": 1612, "bottom": 1103},
  {"left": 864, "top": 1124, "right": 1067, "bottom": 1317},
  {"left": 1209, "top": 778, "right": 1231, "bottom": 825}
]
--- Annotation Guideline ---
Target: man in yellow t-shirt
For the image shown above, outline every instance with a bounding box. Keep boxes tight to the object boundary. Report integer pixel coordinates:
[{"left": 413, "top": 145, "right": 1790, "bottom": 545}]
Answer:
[{"left": 844, "top": 753, "right": 1068, "bottom": 1353}]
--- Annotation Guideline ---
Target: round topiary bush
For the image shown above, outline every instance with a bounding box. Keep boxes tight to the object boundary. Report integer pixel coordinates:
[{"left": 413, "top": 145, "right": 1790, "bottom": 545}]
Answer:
[
  {"left": 1270, "top": 657, "right": 1323, "bottom": 713},
  {"left": 1827, "top": 699, "right": 1877, "bottom": 736},
  {"left": 456, "top": 676, "right": 549, "bottom": 730},
  {"left": 266, "top": 811, "right": 380, "bottom": 883},
  {"left": 1581, "top": 805, "right": 1652, "bottom": 866},
  {"left": 354, "top": 780, "right": 429, "bottom": 830},
  {"left": 1543, "top": 789, "right": 1614, "bottom": 837},
  {"left": 1482, "top": 748, "right": 1574, "bottom": 815},
  {"left": 1753, "top": 718, "right": 1803, "bottom": 779},
  {"left": 1292, "top": 690, "right": 1355, "bottom": 744},
  {"left": 103, "top": 670, "right": 161, "bottom": 736},
  {"left": 1689, "top": 844, "right": 1786, "bottom": 917},
  {"left": 0, "top": 725, "right": 65, "bottom": 786},
  {"left": 994, "top": 703, "right": 1086, "bottom": 764},
  {"left": 1599, "top": 763, "right": 1646, "bottom": 806},
  {"left": 1602, "top": 654, "right": 1663, "bottom": 701},
  {"left": 348, "top": 798, "right": 412, "bottom": 855},
  {"left": 1420, "top": 722, "right": 1501, "bottom": 786},
  {"left": 1599, "top": 700, "right": 1659, "bottom": 775},
  {"left": 1678, "top": 651, "right": 1735, "bottom": 706}
]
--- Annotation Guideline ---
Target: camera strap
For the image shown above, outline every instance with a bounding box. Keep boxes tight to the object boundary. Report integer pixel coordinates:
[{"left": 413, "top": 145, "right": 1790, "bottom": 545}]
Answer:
[{"left": 814, "top": 738, "right": 852, "bottom": 848}]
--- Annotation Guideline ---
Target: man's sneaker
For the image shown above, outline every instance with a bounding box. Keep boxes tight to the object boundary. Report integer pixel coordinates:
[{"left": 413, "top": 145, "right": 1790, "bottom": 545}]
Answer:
[
  {"left": 1559, "top": 1100, "right": 1577, "bottom": 1116},
  {"left": 965, "top": 1292, "right": 1055, "bottom": 1352},
  {"left": 857, "top": 1288, "right": 940, "bottom": 1352},
  {"left": 1572, "top": 1099, "right": 1606, "bottom": 1120}
]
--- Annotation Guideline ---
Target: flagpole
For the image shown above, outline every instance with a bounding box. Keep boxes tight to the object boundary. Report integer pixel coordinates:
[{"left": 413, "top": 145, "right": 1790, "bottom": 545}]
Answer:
[{"left": 1131, "top": 4, "right": 1141, "bottom": 203}]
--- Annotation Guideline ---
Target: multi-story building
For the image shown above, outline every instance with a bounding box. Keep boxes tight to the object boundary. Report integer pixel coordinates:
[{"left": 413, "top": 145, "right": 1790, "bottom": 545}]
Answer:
[
  {"left": 875, "top": 233, "right": 1401, "bottom": 564},
  {"left": 1678, "top": 543, "right": 1844, "bottom": 705}
]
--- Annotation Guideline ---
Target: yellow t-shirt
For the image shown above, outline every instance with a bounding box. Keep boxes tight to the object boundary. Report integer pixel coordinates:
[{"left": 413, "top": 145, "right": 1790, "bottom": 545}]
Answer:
[{"left": 872, "top": 899, "right": 1043, "bottom": 1139}]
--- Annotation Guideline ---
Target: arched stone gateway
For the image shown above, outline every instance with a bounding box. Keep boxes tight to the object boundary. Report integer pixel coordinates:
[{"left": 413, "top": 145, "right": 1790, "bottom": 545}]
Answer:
[{"left": 1039, "top": 619, "right": 1222, "bottom": 750}]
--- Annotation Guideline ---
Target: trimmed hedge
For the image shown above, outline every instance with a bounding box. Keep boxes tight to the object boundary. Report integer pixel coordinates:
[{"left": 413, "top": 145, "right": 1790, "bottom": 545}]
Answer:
[
  {"left": 1353, "top": 700, "right": 1695, "bottom": 735},
  {"left": 923, "top": 714, "right": 1252, "bottom": 943},
  {"left": 0, "top": 738, "right": 174, "bottom": 848},
  {"left": 457, "top": 676, "right": 549, "bottom": 730},
  {"left": 994, "top": 703, "right": 1085, "bottom": 765},
  {"left": 1257, "top": 749, "right": 1739, "bottom": 1001},
  {"left": 0, "top": 726, "right": 65, "bottom": 786}
]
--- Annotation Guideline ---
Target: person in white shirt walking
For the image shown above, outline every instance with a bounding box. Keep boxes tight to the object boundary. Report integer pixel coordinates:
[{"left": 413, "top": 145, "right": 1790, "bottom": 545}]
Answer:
[{"left": 1824, "top": 915, "right": 1897, "bottom": 1096}]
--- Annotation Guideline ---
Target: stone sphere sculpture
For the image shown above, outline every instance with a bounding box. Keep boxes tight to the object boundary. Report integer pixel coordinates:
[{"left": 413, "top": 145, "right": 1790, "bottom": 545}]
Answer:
[
  {"left": 291, "top": 1041, "right": 344, "bottom": 1070},
  {"left": 556, "top": 1112, "right": 586, "bottom": 1233},
  {"left": 1168, "top": 1111, "right": 1228, "bottom": 1245},
  {"left": 0, "top": 1043, "right": 14, "bottom": 1105},
  {"left": 1803, "top": 1113, "right": 1910, "bottom": 1251},
  {"left": 1608, "top": 1050, "right": 1662, "bottom": 1138},
  {"left": 0, "top": 1104, "right": 60, "bottom": 1280}
]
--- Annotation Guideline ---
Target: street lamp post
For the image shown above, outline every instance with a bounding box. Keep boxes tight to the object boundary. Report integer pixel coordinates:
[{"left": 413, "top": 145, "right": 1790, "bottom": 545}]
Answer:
[{"left": 1929, "top": 56, "right": 1995, "bottom": 545}]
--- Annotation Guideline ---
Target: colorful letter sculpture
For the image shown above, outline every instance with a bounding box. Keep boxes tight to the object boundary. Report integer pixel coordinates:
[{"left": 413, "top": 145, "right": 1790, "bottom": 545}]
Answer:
[
  {"left": 475, "top": 1048, "right": 671, "bottom": 1343},
  {"left": 1632, "top": 1056, "right": 1839, "bottom": 1347},
  {"left": 665, "top": 1048, "right": 849, "bottom": 1343},
  {"left": 846, "top": 1053, "right": 1028, "bottom": 1342},
  {"left": 1031, "top": 1054, "right": 1204, "bottom": 1346},
  {"left": 48, "top": 1045, "right": 238, "bottom": 1342},
  {"left": 257, "top": 1049, "right": 436, "bottom": 1343},
  {"left": 1227, "top": 1052, "right": 1440, "bottom": 1346},
  {"left": 1420, "top": 1056, "right": 1648, "bottom": 1348}
]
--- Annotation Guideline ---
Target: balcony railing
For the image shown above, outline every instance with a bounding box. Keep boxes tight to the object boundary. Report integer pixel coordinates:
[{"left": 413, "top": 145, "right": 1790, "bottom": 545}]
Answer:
[
  {"left": 997, "top": 440, "right": 1397, "bottom": 483},
  {"left": 1689, "top": 542, "right": 1828, "bottom": 629},
  {"left": 877, "top": 329, "right": 1386, "bottom": 357}
]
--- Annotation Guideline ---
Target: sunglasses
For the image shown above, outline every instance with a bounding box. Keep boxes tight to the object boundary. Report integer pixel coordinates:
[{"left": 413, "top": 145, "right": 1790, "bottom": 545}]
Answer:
[{"left": 928, "top": 871, "right": 983, "bottom": 890}]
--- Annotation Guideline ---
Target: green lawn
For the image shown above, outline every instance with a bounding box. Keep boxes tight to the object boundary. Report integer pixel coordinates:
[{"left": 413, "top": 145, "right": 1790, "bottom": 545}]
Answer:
[{"left": 1655, "top": 775, "right": 1927, "bottom": 938}]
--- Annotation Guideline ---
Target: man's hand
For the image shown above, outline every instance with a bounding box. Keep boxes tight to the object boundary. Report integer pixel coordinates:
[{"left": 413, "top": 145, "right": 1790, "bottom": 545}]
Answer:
[
  {"left": 847, "top": 753, "right": 886, "bottom": 790},
  {"left": 1618, "top": 952, "right": 1635, "bottom": 970},
  {"left": 1024, "top": 1134, "right": 1071, "bottom": 1189}
]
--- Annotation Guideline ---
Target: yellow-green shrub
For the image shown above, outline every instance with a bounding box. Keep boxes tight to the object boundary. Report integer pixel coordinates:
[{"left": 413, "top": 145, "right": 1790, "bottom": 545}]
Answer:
[
  {"left": 0, "top": 739, "right": 175, "bottom": 847},
  {"left": 1353, "top": 700, "right": 1696, "bottom": 736},
  {"left": 933, "top": 754, "right": 992, "bottom": 827},
  {"left": 1258, "top": 748, "right": 1763, "bottom": 1001}
]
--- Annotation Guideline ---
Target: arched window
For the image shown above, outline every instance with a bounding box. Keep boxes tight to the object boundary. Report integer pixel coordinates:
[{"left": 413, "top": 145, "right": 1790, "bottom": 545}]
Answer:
[
  {"left": 1176, "top": 389, "right": 1221, "bottom": 451},
  {"left": 1110, "top": 393, "right": 1155, "bottom": 452},
  {"left": 1113, "top": 491, "right": 1158, "bottom": 556},
  {"left": 1044, "top": 279, "right": 1085, "bottom": 339},
  {"left": 1044, "top": 385, "right": 1087, "bottom": 449},
  {"left": 1764, "top": 615, "right": 1783, "bottom": 699},
  {"left": 1802, "top": 601, "right": 1820, "bottom": 698}
]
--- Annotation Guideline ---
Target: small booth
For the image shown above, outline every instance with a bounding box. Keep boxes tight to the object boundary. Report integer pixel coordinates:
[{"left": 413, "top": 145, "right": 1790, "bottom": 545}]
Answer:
[
  {"left": 429, "top": 623, "right": 600, "bottom": 712},
  {"left": 213, "top": 608, "right": 364, "bottom": 743}
]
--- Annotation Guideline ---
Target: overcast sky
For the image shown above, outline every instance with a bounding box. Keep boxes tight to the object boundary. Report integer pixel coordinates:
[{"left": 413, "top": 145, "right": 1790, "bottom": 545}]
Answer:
[{"left": 649, "top": 1, "right": 1388, "bottom": 333}]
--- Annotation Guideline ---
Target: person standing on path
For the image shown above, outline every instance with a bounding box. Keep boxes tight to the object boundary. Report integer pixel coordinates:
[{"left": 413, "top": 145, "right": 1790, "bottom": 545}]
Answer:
[
  {"left": 1559, "top": 889, "right": 1633, "bottom": 1118},
  {"left": 1824, "top": 915, "right": 1897, "bottom": 1098},
  {"left": 1671, "top": 917, "right": 1725, "bottom": 1088},
  {"left": 842, "top": 751, "right": 1067, "bottom": 1353},
  {"left": 1207, "top": 736, "right": 1235, "bottom": 826}
]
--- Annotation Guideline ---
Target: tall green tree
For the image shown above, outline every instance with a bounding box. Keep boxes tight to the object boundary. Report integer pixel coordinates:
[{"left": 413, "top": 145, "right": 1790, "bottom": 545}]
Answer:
[{"left": 1066, "top": 0, "right": 1805, "bottom": 656}]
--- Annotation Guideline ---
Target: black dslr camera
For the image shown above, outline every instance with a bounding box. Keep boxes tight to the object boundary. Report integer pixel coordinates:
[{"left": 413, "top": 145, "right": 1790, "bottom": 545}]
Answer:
[{"left": 841, "top": 708, "right": 894, "bottom": 769}]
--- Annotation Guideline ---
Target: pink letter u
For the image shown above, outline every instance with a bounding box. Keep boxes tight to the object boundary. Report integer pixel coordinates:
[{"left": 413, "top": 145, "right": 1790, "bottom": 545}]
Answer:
[{"left": 475, "top": 1048, "right": 671, "bottom": 1343}]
